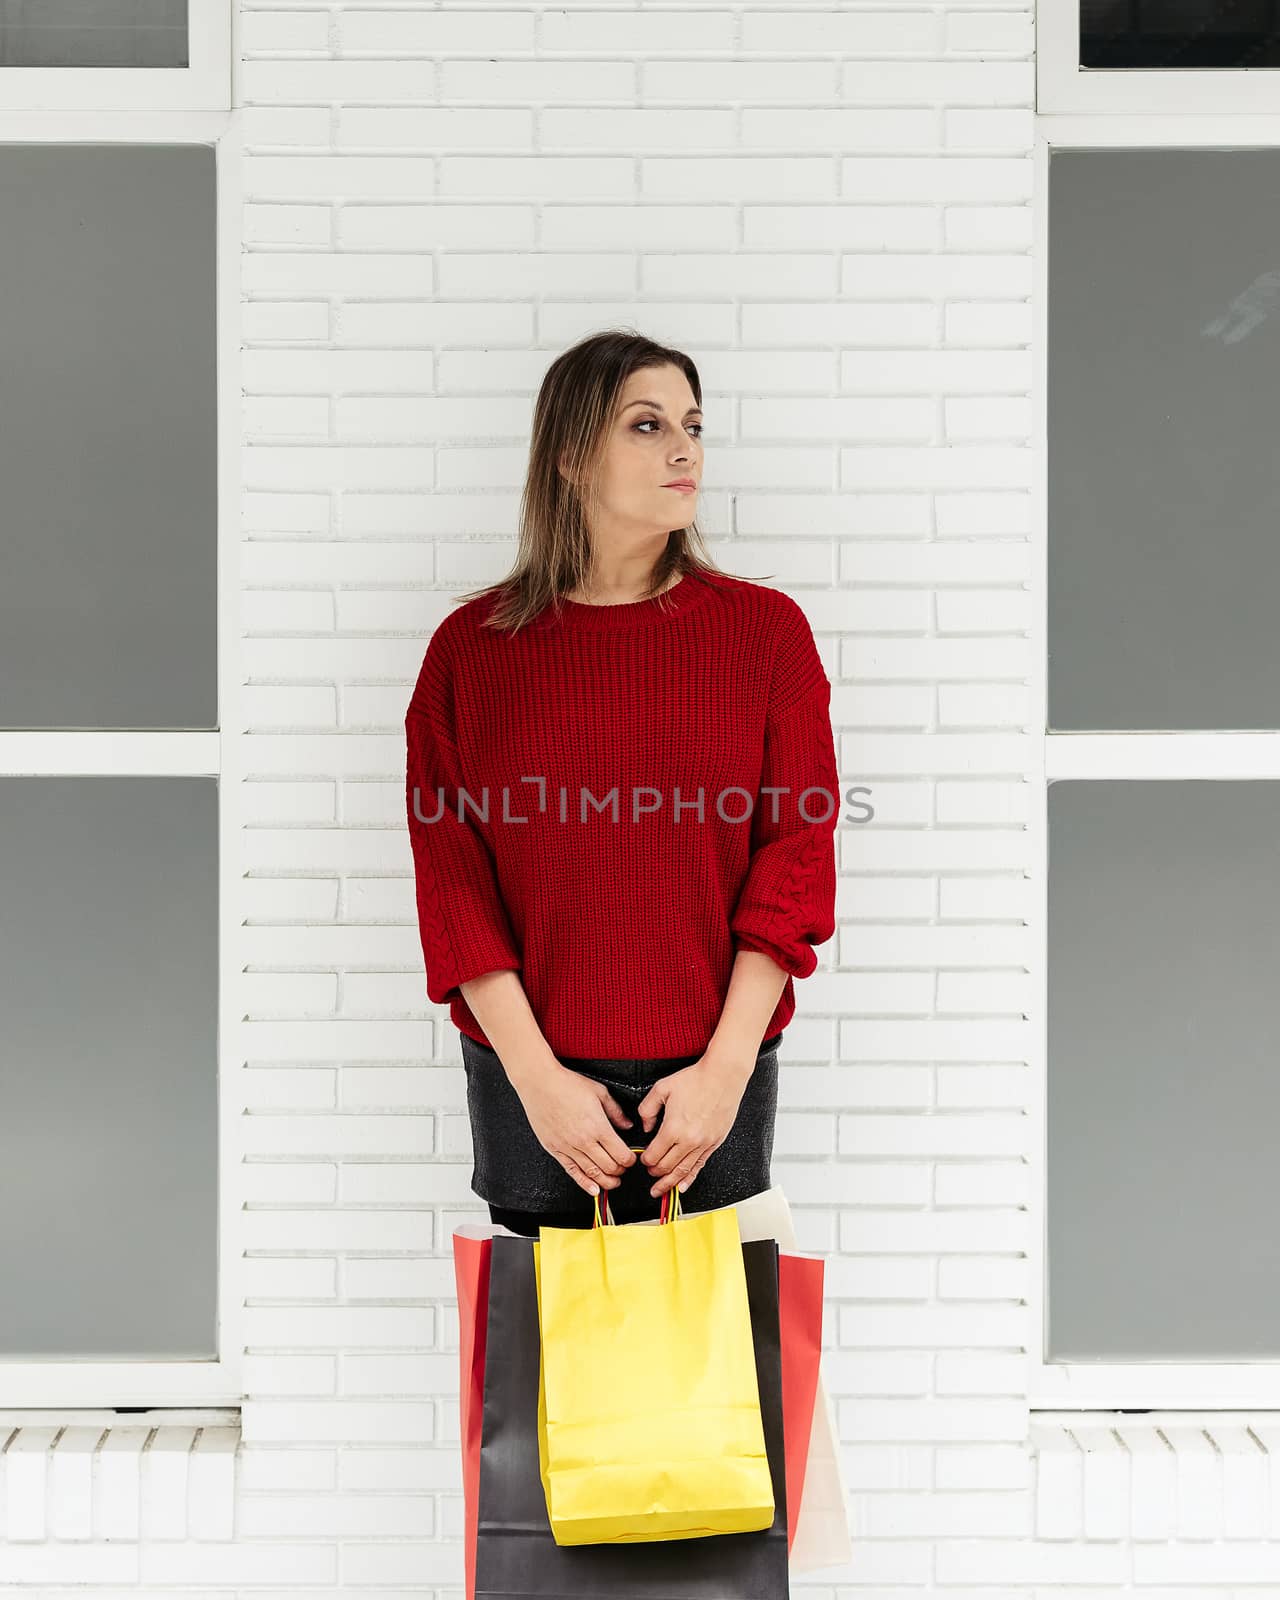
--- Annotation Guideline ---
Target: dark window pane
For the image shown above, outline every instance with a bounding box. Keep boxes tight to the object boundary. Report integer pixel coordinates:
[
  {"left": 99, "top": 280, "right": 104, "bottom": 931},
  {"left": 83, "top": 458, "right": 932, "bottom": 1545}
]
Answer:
[
  {"left": 0, "top": 775, "right": 218, "bottom": 1359},
  {"left": 1048, "top": 148, "right": 1280, "bottom": 732},
  {"left": 1081, "top": 0, "right": 1280, "bottom": 69},
  {"left": 1048, "top": 779, "right": 1280, "bottom": 1361},
  {"left": 0, "top": 144, "right": 216, "bottom": 730},
  {"left": 0, "top": 0, "right": 187, "bottom": 68}
]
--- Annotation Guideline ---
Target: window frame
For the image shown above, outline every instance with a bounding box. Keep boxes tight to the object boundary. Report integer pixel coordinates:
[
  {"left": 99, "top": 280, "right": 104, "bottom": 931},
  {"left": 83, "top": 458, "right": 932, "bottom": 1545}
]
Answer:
[
  {"left": 1030, "top": 115, "right": 1280, "bottom": 1410},
  {"left": 0, "top": 0, "right": 232, "bottom": 111},
  {"left": 1037, "top": 0, "right": 1280, "bottom": 114},
  {"left": 0, "top": 109, "right": 244, "bottom": 1408}
]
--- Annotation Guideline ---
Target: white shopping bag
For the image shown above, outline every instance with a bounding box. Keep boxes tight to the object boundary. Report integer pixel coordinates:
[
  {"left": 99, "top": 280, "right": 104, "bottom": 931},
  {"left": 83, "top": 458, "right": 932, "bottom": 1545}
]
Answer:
[{"left": 728, "top": 1184, "right": 853, "bottom": 1574}]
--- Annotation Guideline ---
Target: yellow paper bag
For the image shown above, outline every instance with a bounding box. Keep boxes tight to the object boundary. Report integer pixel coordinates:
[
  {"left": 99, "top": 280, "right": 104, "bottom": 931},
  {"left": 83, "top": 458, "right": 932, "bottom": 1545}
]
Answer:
[{"left": 532, "top": 1186, "right": 774, "bottom": 1546}]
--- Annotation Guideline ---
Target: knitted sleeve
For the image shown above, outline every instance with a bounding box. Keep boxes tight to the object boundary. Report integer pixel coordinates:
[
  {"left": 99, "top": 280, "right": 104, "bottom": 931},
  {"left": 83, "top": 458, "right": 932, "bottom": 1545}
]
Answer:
[
  {"left": 405, "top": 624, "right": 522, "bottom": 1007},
  {"left": 729, "top": 597, "right": 839, "bottom": 980}
]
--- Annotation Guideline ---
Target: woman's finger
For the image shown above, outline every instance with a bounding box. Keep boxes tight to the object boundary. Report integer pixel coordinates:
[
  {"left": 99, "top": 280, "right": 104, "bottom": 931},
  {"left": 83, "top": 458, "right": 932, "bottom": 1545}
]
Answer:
[
  {"left": 560, "top": 1157, "right": 602, "bottom": 1196},
  {"left": 650, "top": 1136, "right": 726, "bottom": 1195},
  {"left": 645, "top": 1141, "right": 691, "bottom": 1182},
  {"left": 642, "top": 1127, "right": 680, "bottom": 1173},
  {"left": 650, "top": 1147, "right": 707, "bottom": 1196}
]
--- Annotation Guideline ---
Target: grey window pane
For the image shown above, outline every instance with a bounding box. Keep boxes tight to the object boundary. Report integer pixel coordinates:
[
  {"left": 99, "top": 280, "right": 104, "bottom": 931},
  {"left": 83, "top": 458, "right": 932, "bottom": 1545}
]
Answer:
[
  {"left": 0, "top": 775, "right": 218, "bottom": 1359},
  {"left": 0, "top": 0, "right": 187, "bottom": 68},
  {"left": 1047, "top": 779, "right": 1280, "bottom": 1361},
  {"left": 1081, "top": 0, "right": 1280, "bottom": 69},
  {"left": 0, "top": 144, "right": 216, "bottom": 730},
  {"left": 1049, "top": 148, "right": 1280, "bottom": 732}
]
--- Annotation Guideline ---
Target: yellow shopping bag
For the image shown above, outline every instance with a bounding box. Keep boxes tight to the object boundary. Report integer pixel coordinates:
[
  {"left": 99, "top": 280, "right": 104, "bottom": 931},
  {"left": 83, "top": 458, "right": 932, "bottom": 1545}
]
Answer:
[{"left": 531, "top": 1168, "right": 775, "bottom": 1547}]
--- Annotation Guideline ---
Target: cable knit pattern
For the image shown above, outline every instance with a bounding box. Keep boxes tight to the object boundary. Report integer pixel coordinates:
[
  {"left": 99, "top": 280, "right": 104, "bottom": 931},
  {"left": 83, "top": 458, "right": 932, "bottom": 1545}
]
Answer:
[{"left": 404, "top": 567, "right": 839, "bottom": 1059}]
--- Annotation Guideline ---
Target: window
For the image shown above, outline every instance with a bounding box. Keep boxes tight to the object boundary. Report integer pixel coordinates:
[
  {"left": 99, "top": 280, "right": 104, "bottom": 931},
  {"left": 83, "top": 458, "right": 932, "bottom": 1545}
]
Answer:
[
  {"left": 1039, "top": 0, "right": 1280, "bottom": 112},
  {"left": 0, "top": 135, "right": 241, "bottom": 1407},
  {"left": 0, "top": 0, "right": 230, "bottom": 110},
  {"left": 1034, "top": 136, "right": 1280, "bottom": 1406}
]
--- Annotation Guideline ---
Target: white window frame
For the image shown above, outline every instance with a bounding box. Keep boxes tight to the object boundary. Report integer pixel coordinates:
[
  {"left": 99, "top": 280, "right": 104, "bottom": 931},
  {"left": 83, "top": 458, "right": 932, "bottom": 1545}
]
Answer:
[
  {"left": 0, "top": 0, "right": 231, "bottom": 111},
  {"left": 1038, "top": 0, "right": 1280, "bottom": 114},
  {"left": 0, "top": 110, "right": 244, "bottom": 1408},
  {"left": 1030, "top": 114, "right": 1280, "bottom": 1411}
]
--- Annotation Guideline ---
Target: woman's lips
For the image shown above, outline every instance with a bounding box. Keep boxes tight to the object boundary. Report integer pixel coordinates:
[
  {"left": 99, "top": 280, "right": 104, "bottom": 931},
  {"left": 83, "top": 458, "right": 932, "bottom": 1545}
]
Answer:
[{"left": 663, "top": 483, "right": 697, "bottom": 494}]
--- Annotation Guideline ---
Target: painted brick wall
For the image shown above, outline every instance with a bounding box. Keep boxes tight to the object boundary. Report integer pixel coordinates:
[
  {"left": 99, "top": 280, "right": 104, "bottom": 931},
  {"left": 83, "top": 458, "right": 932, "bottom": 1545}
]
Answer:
[{"left": 232, "top": 2, "right": 1043, "bottom": 1595}]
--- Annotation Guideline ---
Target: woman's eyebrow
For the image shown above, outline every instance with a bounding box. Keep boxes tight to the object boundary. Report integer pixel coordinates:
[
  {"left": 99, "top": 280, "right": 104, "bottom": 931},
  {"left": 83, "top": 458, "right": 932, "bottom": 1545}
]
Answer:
[{"left": 621, "top": 399, "right": 704, "bottom": 417}]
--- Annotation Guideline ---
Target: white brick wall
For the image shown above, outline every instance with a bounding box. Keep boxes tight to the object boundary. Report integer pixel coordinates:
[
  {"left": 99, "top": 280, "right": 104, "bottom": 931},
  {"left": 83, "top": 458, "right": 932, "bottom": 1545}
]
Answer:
[
  {"left": 237, "top": 1, "right": 1032, "bottom": 1594},
  {"left": 12, "top": 1, "right": 1269, "bottom": 1595}
]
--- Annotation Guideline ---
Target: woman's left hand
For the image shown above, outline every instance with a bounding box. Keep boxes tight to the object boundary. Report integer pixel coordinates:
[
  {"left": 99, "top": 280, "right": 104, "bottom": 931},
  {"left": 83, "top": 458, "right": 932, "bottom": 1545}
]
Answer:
[{"left": 635, "top": 1060, "right": 752, "bottom": 1198}]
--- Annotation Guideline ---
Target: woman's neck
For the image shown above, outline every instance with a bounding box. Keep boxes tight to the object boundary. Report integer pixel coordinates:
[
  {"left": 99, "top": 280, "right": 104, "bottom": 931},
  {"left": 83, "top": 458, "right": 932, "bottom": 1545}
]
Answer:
[{"left": 563, "top": 568, "right": 682, "bottom": 606}]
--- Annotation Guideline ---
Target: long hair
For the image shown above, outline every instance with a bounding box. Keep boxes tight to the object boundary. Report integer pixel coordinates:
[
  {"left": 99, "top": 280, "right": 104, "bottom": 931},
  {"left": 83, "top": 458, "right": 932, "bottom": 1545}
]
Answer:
[{"left": 458, "top": 328, "right": 747, "bottom": 633}]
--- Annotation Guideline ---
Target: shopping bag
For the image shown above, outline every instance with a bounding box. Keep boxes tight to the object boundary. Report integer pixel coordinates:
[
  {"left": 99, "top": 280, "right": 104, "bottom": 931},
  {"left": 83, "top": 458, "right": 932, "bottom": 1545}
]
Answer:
[
  {"left": 457, "top": 1182, "right": 849, "bottom": 1587},
  {"left": 533, "top": 1186, "right": 774, "bottom": 1544},
  {"left": 607, "top": 1191, "right": 828, "bottom": 1558},
  {"left": 599, "top": 1182, "right": 851, "bottom": 1569},
  {"left": 733, "top": 1184, "right": 853, "bottom": 1573},
  {"left": 778, "top": 1250, "right": 824, "bottom": 1549},
  {"left": 455, "top": 1220, "right": 539, "bottom": 1600},
  {"left": 455, "top": 1216, "right": 823, "bottom": 1598},
  {"left": 476, "top": 1229, "right": 788, "bottom": 1598},
  {"left": 453, "top": 1228, "right": 494, "bottom": 1600}
]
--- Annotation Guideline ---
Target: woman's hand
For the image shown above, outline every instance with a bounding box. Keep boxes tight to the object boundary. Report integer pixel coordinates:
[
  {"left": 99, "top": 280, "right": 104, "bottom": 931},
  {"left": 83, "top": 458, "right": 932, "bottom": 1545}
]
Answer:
[
  {"left": 515, "top": 1062, "right": 639, "bottom": 1197},
  {"left": 635, "top": 1060, "right": 752, "bottom": 1199}
]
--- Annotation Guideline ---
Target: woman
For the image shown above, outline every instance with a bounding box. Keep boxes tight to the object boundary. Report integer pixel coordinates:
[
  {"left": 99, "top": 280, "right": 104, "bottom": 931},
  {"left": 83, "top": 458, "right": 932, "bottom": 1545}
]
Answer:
[{"left": 405, "top": 329, "right": 839, "bottom": 1237}]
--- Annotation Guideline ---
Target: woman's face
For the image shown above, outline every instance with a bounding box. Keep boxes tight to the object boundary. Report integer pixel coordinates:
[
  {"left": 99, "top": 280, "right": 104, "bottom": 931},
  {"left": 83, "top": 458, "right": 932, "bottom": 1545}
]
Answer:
[{"left": 585, "top": 364, "right": 704, "bottom": 534}]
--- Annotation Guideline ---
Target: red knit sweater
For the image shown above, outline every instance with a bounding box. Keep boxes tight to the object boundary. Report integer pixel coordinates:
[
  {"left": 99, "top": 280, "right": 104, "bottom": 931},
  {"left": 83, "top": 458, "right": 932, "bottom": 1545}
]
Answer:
[{"left": 404, "top": 567, "right": 839, "bottom": 1059}]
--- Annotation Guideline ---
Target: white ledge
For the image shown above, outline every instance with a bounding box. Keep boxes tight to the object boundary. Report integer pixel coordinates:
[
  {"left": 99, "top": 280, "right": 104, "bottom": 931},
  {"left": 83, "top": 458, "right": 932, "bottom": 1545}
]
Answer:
[
  {"left": 0, "top": 1409, "right": 240, "bottom": 1542},
  {"left": 1032, "top": 1412, "right": 1280, "bottom": 1540}
]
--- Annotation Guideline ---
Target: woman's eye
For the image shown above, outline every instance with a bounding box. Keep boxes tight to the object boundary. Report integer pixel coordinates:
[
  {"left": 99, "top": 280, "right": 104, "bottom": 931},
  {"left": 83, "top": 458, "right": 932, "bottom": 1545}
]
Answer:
[{"left": 635, "top": 419, "right": 702, "bottom": 438}]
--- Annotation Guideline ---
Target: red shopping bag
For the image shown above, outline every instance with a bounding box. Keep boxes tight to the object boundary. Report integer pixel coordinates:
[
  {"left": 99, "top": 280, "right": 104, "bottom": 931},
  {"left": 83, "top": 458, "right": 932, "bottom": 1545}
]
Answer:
[
  {"left": 454, "top": 1223, "right": 824, "bottom": 1599},
  {"left": 454, "top": 1232, "right": 492, "bottom": 1600},
  {"left": 779, "top": 1251, "right": 825, "bottom": 1550}
]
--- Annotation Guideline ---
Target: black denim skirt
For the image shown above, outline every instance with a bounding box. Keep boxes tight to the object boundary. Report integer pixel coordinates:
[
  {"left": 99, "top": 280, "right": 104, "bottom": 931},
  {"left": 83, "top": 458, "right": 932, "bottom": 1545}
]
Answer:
[{"left": 459, "top": 1030, "right": 782, "bottom": 1216}]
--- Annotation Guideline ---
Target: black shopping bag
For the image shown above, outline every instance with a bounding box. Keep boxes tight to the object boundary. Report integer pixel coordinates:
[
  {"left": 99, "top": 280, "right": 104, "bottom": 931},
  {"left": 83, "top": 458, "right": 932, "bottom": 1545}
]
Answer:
[{"left": 475, "top": 1231, "right": 788, "bottom": 1599}]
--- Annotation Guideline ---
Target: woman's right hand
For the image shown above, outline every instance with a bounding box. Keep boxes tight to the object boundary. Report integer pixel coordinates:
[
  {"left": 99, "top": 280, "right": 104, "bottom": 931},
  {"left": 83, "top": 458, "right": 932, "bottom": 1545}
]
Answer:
[{"left": 515, "top": 1063, "right": 639, "bottom": 1195}]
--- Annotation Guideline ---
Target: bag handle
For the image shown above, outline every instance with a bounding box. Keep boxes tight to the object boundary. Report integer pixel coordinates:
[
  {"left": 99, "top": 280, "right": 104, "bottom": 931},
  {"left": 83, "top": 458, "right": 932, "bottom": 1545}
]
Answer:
[{"left": 592, "top": 1145, "right": 683, "bottom": 1229}]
